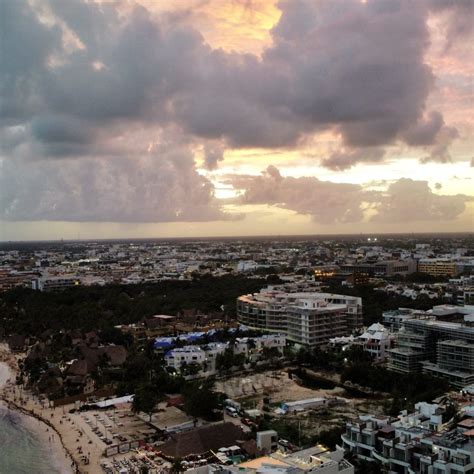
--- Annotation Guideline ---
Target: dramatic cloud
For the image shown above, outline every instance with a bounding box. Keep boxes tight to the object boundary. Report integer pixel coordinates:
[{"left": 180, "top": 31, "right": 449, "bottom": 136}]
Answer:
[
  {"left": 371, "top": 178, "right": 470, "bottom": 222},
  {"left": 0, "top": 150, "right": 232, "bottom": 223},
  {"left": 403, "top": 111, "right": 445, "bottom": 146},
  {"left": 231, "top": 166, "right": 368, "bottom": 224},
  {"left": 231, "top": 167, "right": 471, "bottom": 224},
  {"left": 0, "top": 0, "right": 472, "bottom": 230},
  {"left": 403, "top": 111, "right": 459, "bottom": 163},
  {"left": 1, "top": 0, "right": 463, "bottom": 156}
]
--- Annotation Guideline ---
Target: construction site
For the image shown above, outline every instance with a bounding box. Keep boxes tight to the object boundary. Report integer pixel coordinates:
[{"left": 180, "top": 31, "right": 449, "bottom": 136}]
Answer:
[{"left": 215, "top": 369, "right": 387, "bottom": 444}]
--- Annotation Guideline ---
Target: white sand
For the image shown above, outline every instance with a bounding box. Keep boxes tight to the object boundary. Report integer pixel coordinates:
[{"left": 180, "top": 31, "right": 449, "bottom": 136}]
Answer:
[{"left": 0, "top": 361, "right": 12, "bottom": 389}]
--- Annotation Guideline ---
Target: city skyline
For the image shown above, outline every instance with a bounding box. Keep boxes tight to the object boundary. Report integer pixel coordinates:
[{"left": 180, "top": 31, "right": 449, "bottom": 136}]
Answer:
[{"left": 1, "top": 0, "right": 473, "bottom": 241}]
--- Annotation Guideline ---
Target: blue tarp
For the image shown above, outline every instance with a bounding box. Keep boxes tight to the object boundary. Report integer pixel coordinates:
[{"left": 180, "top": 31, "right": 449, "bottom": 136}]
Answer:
[{"left": 153, "top": 337, "right": 175, "bottom": 349}]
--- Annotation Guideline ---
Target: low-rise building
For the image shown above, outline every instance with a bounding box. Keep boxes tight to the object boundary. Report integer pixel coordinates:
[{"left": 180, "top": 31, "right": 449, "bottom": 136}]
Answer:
[
  {"left": 187, "top": 446, "right": 354, "bottom": 474},
  {"left": 418, "top": 258, "right": 459, "bottom": 277},
  {"left": 280, "top": 397, "right": 327, "bottom": 414},
  {"left": 164, "top": 334, "right": 286, "bottom": 375},
  {"left": 164, "top": 346, "right": 209, "bottom": 371},
  {"left": 358, "top": 323, "right": 394, "bottom": 361},
  {"left": 32, "top": 274, "right": 81, "bottom": 291},
  {"left": 256, "top": 430, "right": 278, "bottom": 454},
  {"left": 328, "top": 323, "right": 394, "bottom": 361}
]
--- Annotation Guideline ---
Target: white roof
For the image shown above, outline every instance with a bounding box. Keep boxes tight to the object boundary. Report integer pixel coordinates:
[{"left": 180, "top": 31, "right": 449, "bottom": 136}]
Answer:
[
  {"left": 95, "top": 395, "right": 134, "bottom": 408},
  {"left": 283, "top": 397, "right": 325, "bottom": 407}
]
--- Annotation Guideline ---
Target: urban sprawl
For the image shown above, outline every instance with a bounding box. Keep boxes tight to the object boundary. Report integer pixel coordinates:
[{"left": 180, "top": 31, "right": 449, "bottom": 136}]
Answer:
[{"left": 1, "top": 234, "right": 474, "bottom": 474}]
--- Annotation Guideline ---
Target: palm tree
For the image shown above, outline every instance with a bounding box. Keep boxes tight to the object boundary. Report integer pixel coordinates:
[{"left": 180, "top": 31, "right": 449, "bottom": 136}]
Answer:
[{"left": 170, "top": 458, "right": 184, "bottom": 473}]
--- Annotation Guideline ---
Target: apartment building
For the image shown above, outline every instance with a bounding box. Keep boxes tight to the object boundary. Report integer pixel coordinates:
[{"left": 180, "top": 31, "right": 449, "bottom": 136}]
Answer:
[
  {"left": 422, "top": 340, "right": 474, "bottom": 388},
  {"left": 340, "top": 259, "right": 417, "bottom": 277},
  {"left": 340, "top": 402, "right": 474, "bottom": 474},
  {"left": 383, "top": 308, "right": 426, "bottom": 332},
  {"left": 387, "top": 316, "right": 474, "bottom": 388},
  {"left": 0, "top": 268, "right": 40, "bottom": 291},
  {"left": 237, "top": 288, "right": 362, "bottom": 348},
  {"left": 165, "top": 345, "right": 209, "bottom": 371},
  {"left": 418, "top": 259, "right": 459, "bottom": 277},
  {"left": 32, "top": 275, "right": 81, "bottom": 291}
]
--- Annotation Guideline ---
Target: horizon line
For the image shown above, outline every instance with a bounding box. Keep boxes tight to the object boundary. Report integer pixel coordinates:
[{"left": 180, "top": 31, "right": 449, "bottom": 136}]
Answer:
[{"left": 1, "top": 231, "right": 473, "bottom": 245}]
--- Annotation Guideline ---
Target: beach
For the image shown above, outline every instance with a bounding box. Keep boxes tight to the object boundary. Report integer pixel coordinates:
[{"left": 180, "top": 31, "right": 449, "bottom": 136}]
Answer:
[
  {"left": 0, "top": 343, "right": 168, "bottom": 473},
  {"left": 0, "top": 344, "right": 77, "bottom": 473}
]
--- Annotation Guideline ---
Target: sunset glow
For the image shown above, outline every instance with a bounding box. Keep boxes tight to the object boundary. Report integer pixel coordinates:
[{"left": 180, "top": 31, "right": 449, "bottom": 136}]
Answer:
[{"left": 1, "top": 0, "right": 473, "bottom": 240}]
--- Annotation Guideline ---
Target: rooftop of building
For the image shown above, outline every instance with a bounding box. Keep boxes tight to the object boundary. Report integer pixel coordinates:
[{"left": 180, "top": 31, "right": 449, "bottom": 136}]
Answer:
[
  {"left": 165, "top": 345, "right": 205, "bottom": 355},
  {"left": 159, "top": 422, "right": 245, "bottom": 459},
  {"left": 427, "top": 429, "right": 474, "bottom": 450}
]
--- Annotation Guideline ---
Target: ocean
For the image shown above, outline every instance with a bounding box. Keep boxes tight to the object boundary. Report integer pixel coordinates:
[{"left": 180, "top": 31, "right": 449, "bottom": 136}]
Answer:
[{"left": 0, "top": 404, "right": 69, "bottom": 474}]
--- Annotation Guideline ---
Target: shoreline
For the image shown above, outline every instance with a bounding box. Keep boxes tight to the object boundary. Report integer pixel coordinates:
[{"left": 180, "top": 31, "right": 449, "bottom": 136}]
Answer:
[
  {"left": 0, "top": 399, "right": 76, "bottom": 474},
  {"left": 0, "top": 345, "right": 78, "bottom": 473},
  {"left": 0, "top": 398, "right": 78, "bottom": 474}
]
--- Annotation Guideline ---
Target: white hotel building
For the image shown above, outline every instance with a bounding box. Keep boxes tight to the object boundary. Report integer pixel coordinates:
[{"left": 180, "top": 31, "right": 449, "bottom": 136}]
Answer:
[
  {"left": 164, "top": 334, "right": 286, "bottom": 374},
  {"left": 237, "top": 288, "right": 362, "bottom": 348}
]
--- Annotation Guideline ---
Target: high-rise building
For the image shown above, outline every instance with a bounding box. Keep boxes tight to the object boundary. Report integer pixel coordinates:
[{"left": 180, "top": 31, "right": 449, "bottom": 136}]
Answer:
[{"left": 387, "top": 312, "right": 474, "bottom": 388}]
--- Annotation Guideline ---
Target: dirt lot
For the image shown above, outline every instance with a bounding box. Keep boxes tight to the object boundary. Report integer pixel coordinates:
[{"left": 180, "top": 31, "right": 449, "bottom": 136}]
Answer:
[
  {"left": 215, "top": 369, "right": 387, "bottom": 442},
  {"left": 215, "top": 370, "right": 342, "bottom": 401}
]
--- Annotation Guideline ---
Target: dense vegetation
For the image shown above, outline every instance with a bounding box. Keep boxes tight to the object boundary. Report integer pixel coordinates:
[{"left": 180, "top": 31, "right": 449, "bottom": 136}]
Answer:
[
  {"left": 325, "top": 282, "right": 447, "bottom": 326},
  {"left": 295, "top": 346, "right": 373, "bottom": 372},
  {"left": 259, "top": 417, "right": 345, "bottom": 450},
  {"left": 0, "top": 275, "right": 265, "bottom": 336},
  {"left": 293, "top": 345, "right": 449, "bottom": 415},
  {"left": 340, "top": 363, "right": 450, "bottom": 415}
]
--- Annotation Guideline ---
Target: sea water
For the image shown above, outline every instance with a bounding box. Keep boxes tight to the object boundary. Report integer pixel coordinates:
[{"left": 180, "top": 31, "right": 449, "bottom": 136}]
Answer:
[{"left": 0, "top": 404, "right": 66, "bottom": 474}]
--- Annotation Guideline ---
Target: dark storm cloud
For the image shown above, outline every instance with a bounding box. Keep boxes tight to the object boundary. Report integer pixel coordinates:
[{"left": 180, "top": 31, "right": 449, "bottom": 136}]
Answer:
[
  {"left": 403, "top": 111, "right": 445, "bottom": 146},
  {"left": 2, "top": 0, "right": 456, "bottom": 151},
  {"left": 272, "top": 0, "right": 434, "bottom": 148},
  {"left": 31, "top": 115, "right": 95, "bottom": 144},
  {"left": 230, "top": 167, "right": 471, "bottom": 224},
  {"left": 0, "top": 0, "right": 61, "bottom": 122}
]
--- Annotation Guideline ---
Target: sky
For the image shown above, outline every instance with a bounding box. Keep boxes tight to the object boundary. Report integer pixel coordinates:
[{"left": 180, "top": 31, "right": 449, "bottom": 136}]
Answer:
[{"left": 0, "top": 0, "right": 473, "bottom": 241}]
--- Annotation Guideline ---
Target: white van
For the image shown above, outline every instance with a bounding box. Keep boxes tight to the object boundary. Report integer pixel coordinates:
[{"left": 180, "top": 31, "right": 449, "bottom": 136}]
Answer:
[{"left": 225, "top": 406, "right": 239, "bottom": 418}]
